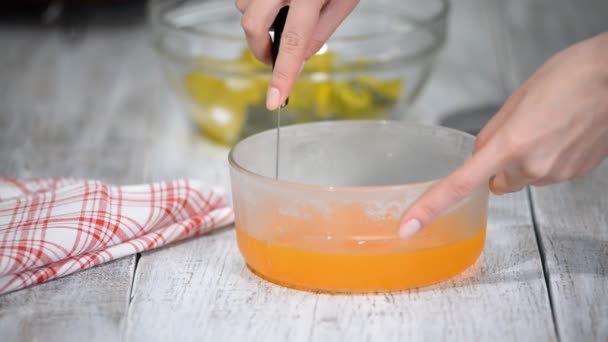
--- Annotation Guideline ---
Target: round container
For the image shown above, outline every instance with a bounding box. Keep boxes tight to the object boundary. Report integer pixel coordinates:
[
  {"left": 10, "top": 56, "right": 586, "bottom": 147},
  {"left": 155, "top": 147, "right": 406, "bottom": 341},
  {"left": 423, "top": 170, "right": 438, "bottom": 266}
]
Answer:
[
  {"left": 149, "top": 0, "right": 449, "bottom": 146},
  {"left": 229, "top": 121, "right": 489, "bottom": 293}
]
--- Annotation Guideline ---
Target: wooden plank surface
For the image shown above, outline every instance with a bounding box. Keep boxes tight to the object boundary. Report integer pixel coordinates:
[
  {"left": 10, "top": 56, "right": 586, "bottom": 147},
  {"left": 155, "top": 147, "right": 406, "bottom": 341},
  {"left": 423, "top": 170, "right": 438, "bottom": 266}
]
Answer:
[
  {"left": 496, "top": 0, "right": 608, "bottom": 87},
  {"left": 530, "top": 162, "right": 608, "bottom": 341},
  {"left": 411, "top": 0, "right": 506, "bottom": 127},
  {"left": 0, "top": 27, "right": 146, "bottom": 342},
  {"left": 496, "top": 1, "right": 608, "bottom": 340},
  {"left": 0, "top": 145, "right": 140, "bottom": 342}
]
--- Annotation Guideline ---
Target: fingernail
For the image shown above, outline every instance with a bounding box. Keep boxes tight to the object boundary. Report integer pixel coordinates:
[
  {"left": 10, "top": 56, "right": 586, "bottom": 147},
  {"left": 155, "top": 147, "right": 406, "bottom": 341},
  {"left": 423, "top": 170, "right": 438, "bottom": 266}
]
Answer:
[
  {"left": 266, "top": 87, "right": 281, "bottom": 110},
  {"left": 399, "top": 219, "right": 422, "bottom": 239}
]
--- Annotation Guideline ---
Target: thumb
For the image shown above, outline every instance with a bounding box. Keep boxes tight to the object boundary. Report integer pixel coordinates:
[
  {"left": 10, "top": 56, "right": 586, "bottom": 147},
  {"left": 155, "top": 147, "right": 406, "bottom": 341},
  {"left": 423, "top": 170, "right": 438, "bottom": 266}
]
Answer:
[{"left": 399, "top": 142, "right": 504, "bottom": 238}]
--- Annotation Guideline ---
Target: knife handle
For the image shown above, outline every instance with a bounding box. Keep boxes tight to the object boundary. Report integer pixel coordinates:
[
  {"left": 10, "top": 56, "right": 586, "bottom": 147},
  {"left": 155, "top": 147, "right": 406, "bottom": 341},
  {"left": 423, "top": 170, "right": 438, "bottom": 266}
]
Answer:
[{"left": 271, "top": 6, "right": 289, "bottom": 107}]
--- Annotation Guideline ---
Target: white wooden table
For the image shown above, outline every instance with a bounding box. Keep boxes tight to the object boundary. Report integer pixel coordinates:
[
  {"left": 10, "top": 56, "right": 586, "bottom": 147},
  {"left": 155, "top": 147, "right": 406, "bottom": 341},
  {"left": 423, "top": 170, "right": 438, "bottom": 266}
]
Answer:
[{"left": 1, "top": 0, "right": 607, "bottom": 341}]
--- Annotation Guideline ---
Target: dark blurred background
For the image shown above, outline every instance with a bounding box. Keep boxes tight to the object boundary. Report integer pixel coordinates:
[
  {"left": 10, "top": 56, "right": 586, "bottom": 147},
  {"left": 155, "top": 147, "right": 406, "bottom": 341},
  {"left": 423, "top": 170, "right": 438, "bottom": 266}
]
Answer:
[{"left": 0, "top": 0, "right": 146, "bottom": 26}]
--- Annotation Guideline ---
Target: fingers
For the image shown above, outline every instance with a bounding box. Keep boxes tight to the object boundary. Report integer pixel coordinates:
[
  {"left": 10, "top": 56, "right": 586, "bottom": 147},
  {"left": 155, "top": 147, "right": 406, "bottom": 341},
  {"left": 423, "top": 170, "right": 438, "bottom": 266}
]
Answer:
[
  {"left": 235, "top": 0, "right": 249, "bottom": 13},
  {"left": 303, "top": 0, "right": 359, "bottom": 59},
  {"left": 474, "top": 88, "right": 526, "bottom": 152},
  {"left": 489, "top": 164, "right": 530, "bottom": 194},
  {"left": 399, "top": 141, "right": 507, "bottom": 238},
  {"left": 400, "top": 81, "right": 529, "bottom": 238},
  {"left": 490, "top": 173, "right": 525, "bottom": 194},
  {"left": 474, "top": 109, "right": 508, "bottom": 153},
  {"left": 266, "top": 0, "right": 324, "bottom": 110},
  {"left": 489, "top": 130, "right": 604, "bottom": 192},
  {"left": 240, "top": 0, "right": 360, "bottom": 109},
  {"left": 529, "top": 134, "right": 608, "bottom": 186},
  {"left": 240, "top": 0, "right": 285, "bottom": 66}
]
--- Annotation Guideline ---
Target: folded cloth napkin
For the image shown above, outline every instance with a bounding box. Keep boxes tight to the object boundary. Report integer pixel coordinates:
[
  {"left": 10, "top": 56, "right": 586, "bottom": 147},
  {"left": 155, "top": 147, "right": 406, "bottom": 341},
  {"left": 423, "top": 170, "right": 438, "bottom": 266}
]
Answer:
[{"left": 0, "top": 177, "right": 234, "bottom": 295}]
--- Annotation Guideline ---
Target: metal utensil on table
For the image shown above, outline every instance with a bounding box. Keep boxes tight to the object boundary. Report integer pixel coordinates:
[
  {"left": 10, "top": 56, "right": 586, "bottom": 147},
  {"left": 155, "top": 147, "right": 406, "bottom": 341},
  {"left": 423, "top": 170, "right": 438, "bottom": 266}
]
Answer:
[{"left": 271, "top": 6, "right": 289, "bottom": 180}]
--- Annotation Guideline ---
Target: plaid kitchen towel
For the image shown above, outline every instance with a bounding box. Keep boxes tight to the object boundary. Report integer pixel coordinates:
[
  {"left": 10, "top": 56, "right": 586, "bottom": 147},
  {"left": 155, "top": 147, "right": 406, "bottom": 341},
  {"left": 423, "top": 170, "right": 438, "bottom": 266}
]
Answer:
[{"left": 0, "top": 177, "right": 234, "bottom": 295}]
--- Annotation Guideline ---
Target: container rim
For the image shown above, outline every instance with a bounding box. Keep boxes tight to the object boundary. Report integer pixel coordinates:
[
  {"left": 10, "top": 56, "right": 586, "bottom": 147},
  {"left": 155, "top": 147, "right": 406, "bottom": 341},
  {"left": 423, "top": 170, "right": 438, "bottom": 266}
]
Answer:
[
  {"left": 228, "top": 120, "right": 476, "bottom": 193},
  {"left": 150, "top": 0, "right": 450, "bottom": 42},
  {"left": 149, "top": 0, "right": 450, "bottom": 75}
]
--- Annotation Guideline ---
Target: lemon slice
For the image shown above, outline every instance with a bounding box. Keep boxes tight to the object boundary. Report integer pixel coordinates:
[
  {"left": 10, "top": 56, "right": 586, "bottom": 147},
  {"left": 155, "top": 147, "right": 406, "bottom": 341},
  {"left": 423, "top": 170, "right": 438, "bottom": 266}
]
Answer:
[
  {"left": 192, "top": 105, "right": 246, "bottom": 145},
  {"left": 182, "top": 49, "right": 406, "bottom": 145}
]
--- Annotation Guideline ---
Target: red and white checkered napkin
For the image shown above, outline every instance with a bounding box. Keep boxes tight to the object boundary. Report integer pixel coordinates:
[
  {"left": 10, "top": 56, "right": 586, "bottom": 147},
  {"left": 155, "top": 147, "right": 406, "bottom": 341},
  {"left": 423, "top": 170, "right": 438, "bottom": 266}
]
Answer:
[{"left": 0, "top": 177, "right": 234, "bottom": 295}]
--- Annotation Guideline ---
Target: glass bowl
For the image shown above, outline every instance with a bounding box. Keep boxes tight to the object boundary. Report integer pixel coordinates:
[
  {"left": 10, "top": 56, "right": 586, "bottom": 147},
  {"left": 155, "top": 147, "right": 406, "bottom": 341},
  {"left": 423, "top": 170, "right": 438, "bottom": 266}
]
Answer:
[
  {"left": 229, "top": 121, "right": 488, "bottom": 293},
  {"left": 149, "top": 0, "right": 449, "bottom": 146}
]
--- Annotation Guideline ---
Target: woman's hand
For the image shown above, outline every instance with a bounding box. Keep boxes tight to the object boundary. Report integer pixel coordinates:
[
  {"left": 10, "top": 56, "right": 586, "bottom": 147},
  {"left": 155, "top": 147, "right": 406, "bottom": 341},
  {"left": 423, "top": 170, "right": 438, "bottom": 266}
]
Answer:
[
  {"left": 236, "top": 0, "right": 360, "bottom": 110},
  {"left": 400, "top": 32, "right": 608, "bottom": 238}
]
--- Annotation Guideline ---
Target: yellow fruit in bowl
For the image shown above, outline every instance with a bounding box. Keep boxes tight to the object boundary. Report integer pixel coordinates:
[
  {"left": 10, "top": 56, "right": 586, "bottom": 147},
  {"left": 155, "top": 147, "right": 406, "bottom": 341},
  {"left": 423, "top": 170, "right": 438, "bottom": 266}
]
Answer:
[
  {"left": 192, "top": 105, "right": 246, "bottom": 146},
  {"left": 182, "top": 49, "right": 405, "bottom": 146},
  {"left": 185, "top": 72, "right": 258, "bottom": 145}
]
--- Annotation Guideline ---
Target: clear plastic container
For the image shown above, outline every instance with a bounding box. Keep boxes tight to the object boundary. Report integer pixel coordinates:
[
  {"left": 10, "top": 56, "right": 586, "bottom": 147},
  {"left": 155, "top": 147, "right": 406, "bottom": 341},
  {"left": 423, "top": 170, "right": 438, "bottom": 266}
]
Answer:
[{"left": 229, "top": 121, "right": 488, "bottom": 292}]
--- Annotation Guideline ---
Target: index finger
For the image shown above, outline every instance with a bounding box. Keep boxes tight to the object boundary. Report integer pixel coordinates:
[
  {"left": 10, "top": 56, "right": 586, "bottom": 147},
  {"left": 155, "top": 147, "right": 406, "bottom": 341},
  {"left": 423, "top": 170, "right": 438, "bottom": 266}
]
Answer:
[
  {"left": 266, "top": 0, "right": 323, "bottom": 110},
  {"left": 399, "top": 140, "right": 506, "bottom": 238}
]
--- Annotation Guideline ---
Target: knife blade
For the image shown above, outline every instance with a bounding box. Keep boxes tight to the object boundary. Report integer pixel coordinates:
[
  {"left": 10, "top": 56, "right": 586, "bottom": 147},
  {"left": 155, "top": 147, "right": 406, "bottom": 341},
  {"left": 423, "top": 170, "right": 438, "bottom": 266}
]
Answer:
[{"left": 271, "top": 6, "right": 289, "bottom": 180}]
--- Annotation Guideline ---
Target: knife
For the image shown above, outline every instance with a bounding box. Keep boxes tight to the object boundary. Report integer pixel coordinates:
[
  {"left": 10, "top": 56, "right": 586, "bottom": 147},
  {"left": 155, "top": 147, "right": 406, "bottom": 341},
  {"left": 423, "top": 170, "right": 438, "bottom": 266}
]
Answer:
[{"left": 271, "top": 6, "right": 289, "bottom": 180}]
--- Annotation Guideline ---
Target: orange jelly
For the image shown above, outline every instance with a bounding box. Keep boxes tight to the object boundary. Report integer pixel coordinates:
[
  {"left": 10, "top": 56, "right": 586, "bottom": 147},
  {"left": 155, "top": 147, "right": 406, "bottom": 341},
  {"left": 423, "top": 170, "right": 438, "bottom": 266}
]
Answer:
[{"left": 236, "top": 205, "right": 486, "bottom": 292}]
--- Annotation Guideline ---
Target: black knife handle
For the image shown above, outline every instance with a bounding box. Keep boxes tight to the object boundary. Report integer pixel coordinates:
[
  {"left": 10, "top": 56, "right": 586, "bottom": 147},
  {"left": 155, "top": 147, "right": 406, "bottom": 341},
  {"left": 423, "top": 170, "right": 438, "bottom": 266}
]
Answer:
[{"left": 271, "top": 6, "right": 289, "bottom": 107}]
